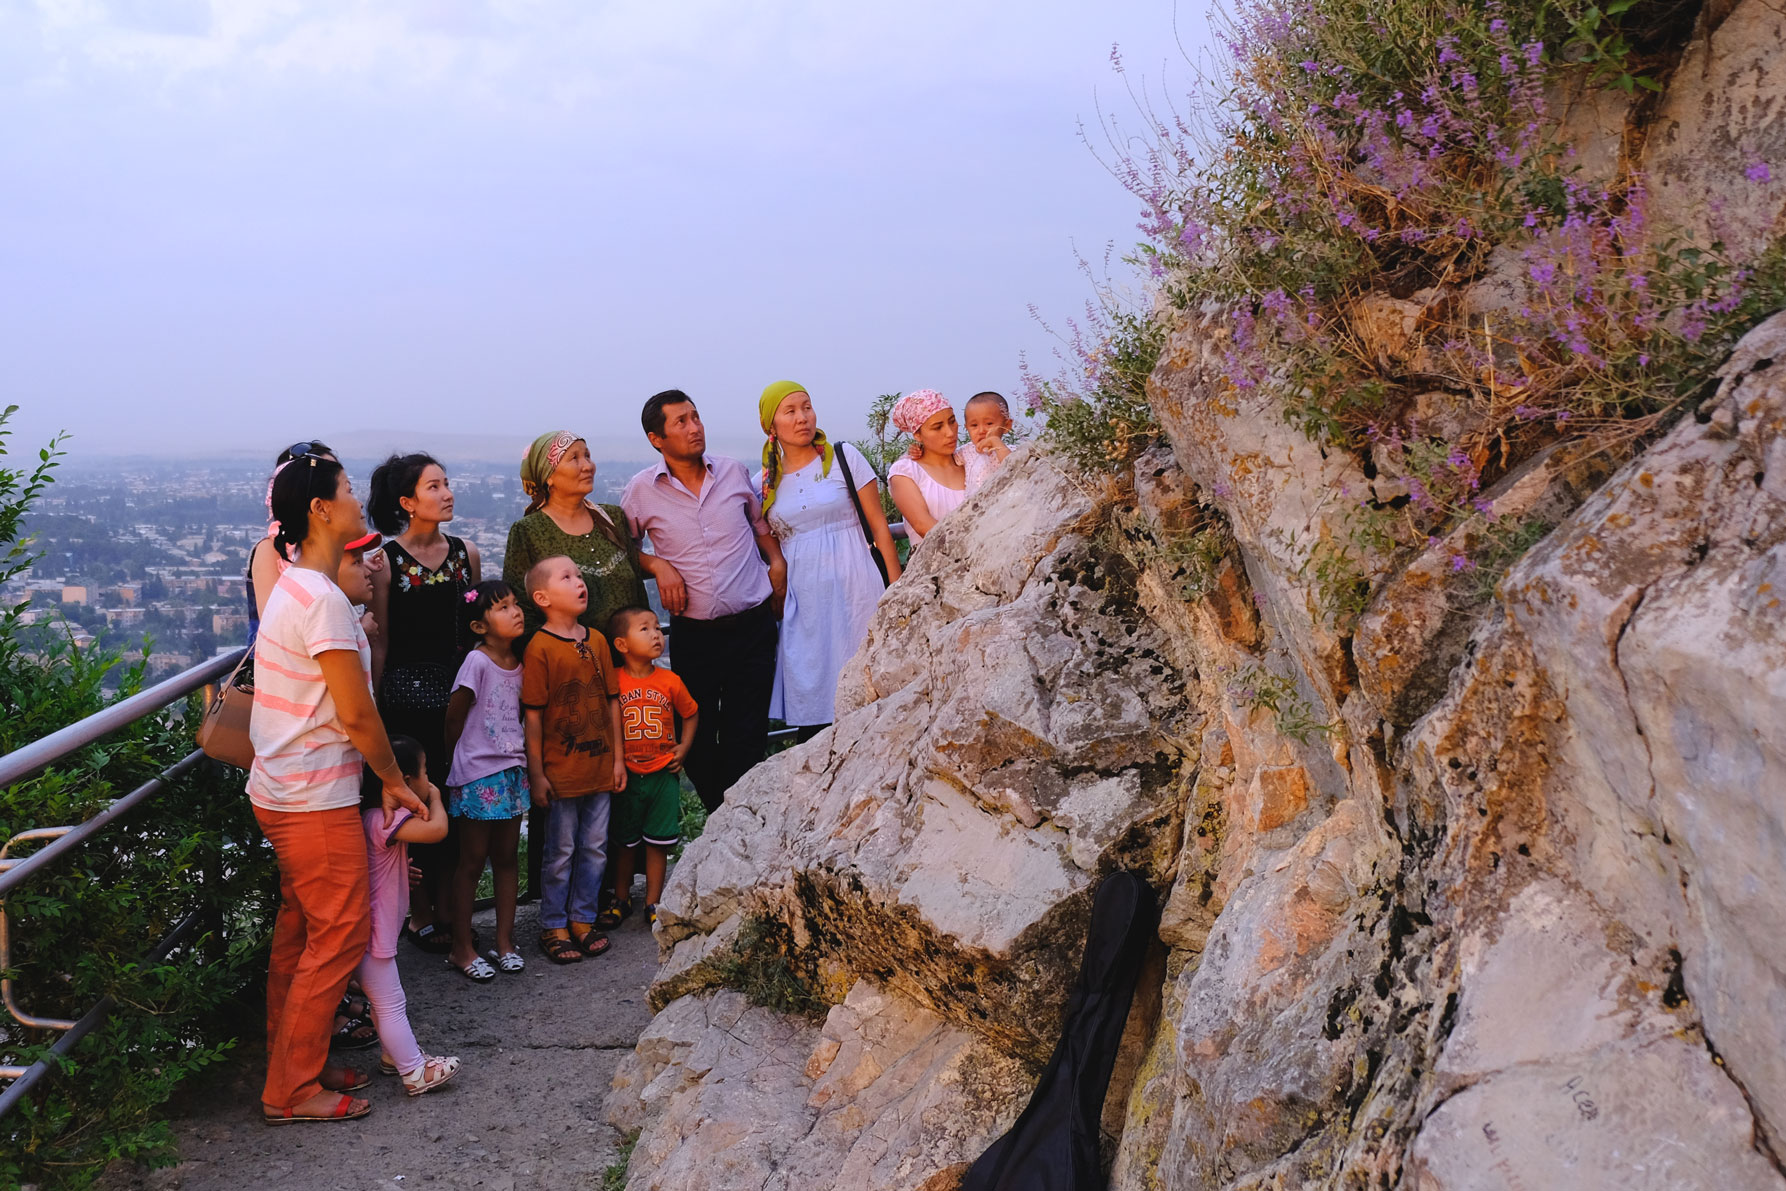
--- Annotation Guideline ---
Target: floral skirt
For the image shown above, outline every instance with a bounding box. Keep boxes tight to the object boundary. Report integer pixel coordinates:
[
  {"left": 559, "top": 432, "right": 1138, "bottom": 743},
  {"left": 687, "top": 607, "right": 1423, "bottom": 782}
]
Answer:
[{"left": 447, "top": 766, "right": 529, "bottom": 821}]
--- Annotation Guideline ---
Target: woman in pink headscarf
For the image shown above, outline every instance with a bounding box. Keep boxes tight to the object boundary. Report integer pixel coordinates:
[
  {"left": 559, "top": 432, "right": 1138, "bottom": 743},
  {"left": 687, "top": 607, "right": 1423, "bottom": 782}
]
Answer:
[{"left": 887, "top": 390, "right": 969, "bottom": 547}]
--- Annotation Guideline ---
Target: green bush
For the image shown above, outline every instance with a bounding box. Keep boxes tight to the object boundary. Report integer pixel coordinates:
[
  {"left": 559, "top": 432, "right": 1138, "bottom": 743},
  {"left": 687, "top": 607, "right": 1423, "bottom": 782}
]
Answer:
[
  {"left": 1089, "top": 0, "right": 1786, "bottom": 620},
  {"left": 599, "top": 1128, "right": 641, "bottom": 1191},
  {"left": 708, "top": 915, "right": 832, "bottom": 1020},
  {"left": 1023, "top": 307, "right": 1168, "bottom": 474},
  {"left": 0, "top": 406, "right": 277, "bottom": 1188}
]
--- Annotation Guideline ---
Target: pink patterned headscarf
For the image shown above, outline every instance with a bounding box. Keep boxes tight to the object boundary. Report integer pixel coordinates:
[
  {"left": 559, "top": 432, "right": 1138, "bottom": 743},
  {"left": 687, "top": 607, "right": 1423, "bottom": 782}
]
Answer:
[{"left": 890, "top": 389, "right": 952, "bottom": 436}]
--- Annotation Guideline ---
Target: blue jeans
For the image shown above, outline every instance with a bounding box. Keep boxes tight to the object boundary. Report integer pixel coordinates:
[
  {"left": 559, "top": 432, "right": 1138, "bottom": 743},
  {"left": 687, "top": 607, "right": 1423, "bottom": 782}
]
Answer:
[{"left": 539, "top": 792, "right": 610, "bottom": 930}]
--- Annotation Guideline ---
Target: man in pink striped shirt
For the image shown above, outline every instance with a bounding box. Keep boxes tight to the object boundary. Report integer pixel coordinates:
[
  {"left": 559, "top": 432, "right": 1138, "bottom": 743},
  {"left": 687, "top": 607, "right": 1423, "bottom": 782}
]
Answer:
[{"left": 622, "top": 390, "right": 787, "bottom": 810}]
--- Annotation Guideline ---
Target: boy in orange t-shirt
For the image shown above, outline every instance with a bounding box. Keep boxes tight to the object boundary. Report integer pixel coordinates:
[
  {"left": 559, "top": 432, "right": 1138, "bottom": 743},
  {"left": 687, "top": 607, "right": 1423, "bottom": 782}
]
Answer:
[
  {"left": 522, "top": 556, "right": 624, "bottom": 964},
  {"left": 606, "top": 607, "right": 699, "bottom": 925}
]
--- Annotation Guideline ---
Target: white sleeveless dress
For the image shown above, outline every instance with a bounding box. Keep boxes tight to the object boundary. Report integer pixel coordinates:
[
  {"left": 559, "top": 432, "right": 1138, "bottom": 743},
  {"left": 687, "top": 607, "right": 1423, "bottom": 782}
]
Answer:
[
  {"left": 888, "top": 456, "right": 969, "bottom": 546},
  {"left": 761, "top": 443, "right": 886, "bottom": 726}
]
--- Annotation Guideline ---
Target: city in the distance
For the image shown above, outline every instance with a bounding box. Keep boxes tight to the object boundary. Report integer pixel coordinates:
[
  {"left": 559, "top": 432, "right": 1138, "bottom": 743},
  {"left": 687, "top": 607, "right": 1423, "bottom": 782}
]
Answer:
[{"left": 5, "top": 454, "right": 646, "bottom": 681}]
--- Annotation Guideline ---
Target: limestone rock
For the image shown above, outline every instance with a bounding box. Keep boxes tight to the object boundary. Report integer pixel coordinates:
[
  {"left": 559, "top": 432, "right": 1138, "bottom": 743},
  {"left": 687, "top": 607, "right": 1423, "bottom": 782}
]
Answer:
[
  {"left": 1643, "top": 0, "right": 1786, "bottom": 260},
  {"left": 614, "top": 293, "right": 1786, "bottom": 1191},
  {"left": 606, "top": 985, "right": 1029, "bottom": 1191},
  {"left": 613, "top": 446, "right": 1198, "bottom": 1187},
  {"left": 1150, "top": 309, "right": 1379, "bottom": 716},
  {"left": 1487, "top": 310, "right": 1786, "bottom": 1153},
  {"left": 1118, "top": 301, "right": 1786, "bottom": 1188},
  {"left": 1353, "top": 443, "right": 1610, "bottom": 727},
  {"left": 1408, "top": 1033, "right": 1781, "bottom": 1190}
]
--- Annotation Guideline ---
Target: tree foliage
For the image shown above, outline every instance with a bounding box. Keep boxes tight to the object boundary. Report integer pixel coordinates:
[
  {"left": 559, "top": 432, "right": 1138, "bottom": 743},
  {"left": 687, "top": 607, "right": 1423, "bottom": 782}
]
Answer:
[{"left": 0, "top": 406, "right": 278, "bottom": 1188}]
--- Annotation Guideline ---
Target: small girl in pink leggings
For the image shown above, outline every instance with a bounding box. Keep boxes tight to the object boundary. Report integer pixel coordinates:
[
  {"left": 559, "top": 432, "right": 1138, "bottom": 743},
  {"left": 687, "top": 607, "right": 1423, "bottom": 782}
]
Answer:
[{"left": 358, "top": 737, "right": 460, "bottom": 1096}]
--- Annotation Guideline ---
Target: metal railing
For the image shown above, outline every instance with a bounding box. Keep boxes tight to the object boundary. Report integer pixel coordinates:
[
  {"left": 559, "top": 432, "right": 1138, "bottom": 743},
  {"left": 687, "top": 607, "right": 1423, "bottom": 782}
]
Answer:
[
  {"left": 0, "top": 613, "right": 830, "bottom": 1117},
  {"left": 0, "top": 647, "right": 246, "bottom": 1119}
]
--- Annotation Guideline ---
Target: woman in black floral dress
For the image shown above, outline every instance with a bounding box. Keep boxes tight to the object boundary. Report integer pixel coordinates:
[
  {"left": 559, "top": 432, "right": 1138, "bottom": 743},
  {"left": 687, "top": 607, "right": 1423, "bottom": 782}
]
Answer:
[{"left": 368, "top": 452, "right": 481, "bottom": 952}]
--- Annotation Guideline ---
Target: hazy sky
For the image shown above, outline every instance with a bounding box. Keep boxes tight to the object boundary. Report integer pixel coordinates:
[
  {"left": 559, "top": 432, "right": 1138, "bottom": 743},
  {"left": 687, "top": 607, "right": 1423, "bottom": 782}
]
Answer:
[{"left": 1, "top": 0, "right": 1208, "bottom": 465}]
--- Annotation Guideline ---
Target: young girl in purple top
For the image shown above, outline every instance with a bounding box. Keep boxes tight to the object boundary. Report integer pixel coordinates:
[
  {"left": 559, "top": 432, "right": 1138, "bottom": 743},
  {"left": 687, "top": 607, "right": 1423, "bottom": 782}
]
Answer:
[
  {"left": 357, "top": 736, "right": 460, "bottom": 1097},
  {"left": 442, "top": 580, "right": 531, "bottom": 979}
]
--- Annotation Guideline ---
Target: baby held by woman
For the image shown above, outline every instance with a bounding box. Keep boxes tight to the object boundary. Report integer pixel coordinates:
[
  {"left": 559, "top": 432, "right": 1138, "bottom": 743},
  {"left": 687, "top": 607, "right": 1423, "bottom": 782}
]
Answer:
[
  {"left": 889, "top": 389, "right": 1015, "bottom": 547},
  {"left": 960, "top": 390, "right": 1014, "bottom": 490}
]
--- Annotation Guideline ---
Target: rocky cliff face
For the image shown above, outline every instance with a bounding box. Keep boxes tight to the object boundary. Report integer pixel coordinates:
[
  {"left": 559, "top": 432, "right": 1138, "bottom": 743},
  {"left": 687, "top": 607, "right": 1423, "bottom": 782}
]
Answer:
[
  {"left": 605, "top": 448, "right": 1195, "bottom": 1190},
  {"left": 606, "top": 6, "right": 1786, "bottom": 1187}
]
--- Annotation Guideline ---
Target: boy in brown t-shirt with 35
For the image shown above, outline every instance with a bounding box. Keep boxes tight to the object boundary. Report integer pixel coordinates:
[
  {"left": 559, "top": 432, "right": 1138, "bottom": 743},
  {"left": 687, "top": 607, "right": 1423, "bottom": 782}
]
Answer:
[{"left": 522, "top": 555, "right": 624, "bottom": 963}]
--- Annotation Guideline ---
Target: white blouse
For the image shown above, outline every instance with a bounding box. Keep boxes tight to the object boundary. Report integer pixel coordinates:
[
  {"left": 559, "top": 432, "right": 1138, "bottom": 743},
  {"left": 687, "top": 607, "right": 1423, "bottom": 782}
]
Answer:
[{"left": 889, "top": 456, "right": 968, "bottom": 545}]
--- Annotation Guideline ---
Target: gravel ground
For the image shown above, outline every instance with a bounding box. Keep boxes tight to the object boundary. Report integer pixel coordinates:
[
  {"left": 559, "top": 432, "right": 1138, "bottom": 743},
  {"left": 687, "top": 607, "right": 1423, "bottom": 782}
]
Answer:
[{"left": 161, "top": 898, "right": 660, "bottom": 1191}]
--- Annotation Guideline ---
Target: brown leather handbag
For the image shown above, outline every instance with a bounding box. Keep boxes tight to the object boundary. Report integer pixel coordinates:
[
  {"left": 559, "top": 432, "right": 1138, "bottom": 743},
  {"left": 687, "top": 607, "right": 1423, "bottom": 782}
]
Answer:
[{"left": 196, "top": 652, "right": 256, "bottom": 770}]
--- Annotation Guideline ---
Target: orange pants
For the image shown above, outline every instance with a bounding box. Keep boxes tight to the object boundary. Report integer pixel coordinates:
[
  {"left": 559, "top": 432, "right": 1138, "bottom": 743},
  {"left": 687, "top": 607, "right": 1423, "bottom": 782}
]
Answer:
[{"left": 254, "top": 803, "right": 371, "bottom": 1112}]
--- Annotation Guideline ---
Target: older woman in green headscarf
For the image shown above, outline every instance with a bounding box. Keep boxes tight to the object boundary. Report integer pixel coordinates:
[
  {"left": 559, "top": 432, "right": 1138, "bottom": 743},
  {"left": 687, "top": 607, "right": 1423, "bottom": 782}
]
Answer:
[
  {"left": 757, "top": 381, "right": 900, "bottom": 732},
  {"left": 502, "top": 431, "right": 650, "bottom": 904},
  {"left": 503, "top": 430, "right": 649, "bottom": 638}
]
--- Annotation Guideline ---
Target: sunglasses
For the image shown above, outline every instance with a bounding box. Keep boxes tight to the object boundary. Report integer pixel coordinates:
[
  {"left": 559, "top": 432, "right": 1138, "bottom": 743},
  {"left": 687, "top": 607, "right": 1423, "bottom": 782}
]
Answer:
[{"left": 284, "top": 441, "right": 326, "bottom": 461}]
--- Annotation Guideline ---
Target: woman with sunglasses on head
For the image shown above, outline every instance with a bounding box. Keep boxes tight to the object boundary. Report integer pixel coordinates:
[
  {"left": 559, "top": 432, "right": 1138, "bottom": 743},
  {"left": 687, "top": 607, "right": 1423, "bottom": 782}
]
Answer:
[
  {"left": 249, "top": 441, "right": 386, "bottom": 1049},
  {"left": 251, "top": 450, "right": 429, "bottom": 1125},
  {"left": 248, "top": 441, "right": 387, "bottom": 641}
]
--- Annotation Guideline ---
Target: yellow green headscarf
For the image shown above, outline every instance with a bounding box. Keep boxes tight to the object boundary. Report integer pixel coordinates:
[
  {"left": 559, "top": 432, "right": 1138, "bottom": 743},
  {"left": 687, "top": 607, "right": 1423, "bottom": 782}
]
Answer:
[
  {"left": 759, "top": 380, "right": 833, "bottom": 516},
  {"left": 521, "top": 430, "right": 580, "bottom": 514}
]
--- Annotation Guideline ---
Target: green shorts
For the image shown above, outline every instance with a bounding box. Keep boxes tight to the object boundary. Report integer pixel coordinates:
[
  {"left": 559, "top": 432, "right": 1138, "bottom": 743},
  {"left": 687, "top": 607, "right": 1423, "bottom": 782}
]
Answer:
[{"left": 612, "top": 768, "right": 683, "bottom": 849}]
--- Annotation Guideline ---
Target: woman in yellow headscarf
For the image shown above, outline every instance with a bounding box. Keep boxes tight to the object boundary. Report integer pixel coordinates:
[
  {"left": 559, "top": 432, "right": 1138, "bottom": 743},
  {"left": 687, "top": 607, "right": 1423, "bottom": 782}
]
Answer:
[{"left": 757, "top": 381, "right": 901, "bottom": 731}]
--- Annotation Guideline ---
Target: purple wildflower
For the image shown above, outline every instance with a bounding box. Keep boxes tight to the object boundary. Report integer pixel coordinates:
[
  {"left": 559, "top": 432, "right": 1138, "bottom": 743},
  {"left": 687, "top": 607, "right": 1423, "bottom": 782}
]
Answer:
[{"left": 1747, "top": 161, "right": 1772, "bottom": 184}]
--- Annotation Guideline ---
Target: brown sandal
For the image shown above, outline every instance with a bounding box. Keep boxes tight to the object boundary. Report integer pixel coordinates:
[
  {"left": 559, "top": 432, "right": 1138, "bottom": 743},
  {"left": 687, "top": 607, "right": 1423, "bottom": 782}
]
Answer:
[
  {"left": 541, "top": 933, "right": 583, "bottom": 964},
  {"left": 574, "top": 929, "right": 611, "bottom": 958}
]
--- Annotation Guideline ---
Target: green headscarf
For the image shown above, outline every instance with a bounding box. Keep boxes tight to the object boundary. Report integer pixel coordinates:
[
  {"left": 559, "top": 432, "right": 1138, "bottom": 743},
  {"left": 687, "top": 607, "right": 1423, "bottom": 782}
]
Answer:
[
  {"left": 521, "top": 430, "right": 580, "bottom": 514},
  {"left": 519, "top": 429, "right": 629, "bottom": 551},
  {"left": 758, "top": 380, "right": 833, "bottom": 516}
]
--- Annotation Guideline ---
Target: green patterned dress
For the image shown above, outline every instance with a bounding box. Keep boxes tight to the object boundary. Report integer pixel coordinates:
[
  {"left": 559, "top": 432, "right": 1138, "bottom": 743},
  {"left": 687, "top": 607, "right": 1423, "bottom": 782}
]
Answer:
[{"left": 502, "top": 504, "right": 650, "bottom": 643}]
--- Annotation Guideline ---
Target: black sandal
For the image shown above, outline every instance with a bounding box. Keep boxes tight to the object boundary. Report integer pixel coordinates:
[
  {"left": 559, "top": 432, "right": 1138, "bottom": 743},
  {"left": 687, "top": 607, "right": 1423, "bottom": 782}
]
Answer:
[
  {"left": 541, "top": 934, "right": 583, "bottom": 965},
  {"left": 574, "top": 929, "right": 611, "bottom": 958},
  {"left": 403, "top": 923, "right": 453, "bottom": 954},
  {"left": 332, "top": 1013, "right": 379, "bottom": 1050},
  {"left": 596, "top": 900, "right": 627, "bottom": 929}
]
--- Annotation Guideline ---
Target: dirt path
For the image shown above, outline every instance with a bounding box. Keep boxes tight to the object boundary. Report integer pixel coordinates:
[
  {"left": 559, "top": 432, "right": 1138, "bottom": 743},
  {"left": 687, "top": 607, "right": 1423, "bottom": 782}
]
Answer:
[{"left": 163, "top": 900, "right": 658, "bottom": 1191}]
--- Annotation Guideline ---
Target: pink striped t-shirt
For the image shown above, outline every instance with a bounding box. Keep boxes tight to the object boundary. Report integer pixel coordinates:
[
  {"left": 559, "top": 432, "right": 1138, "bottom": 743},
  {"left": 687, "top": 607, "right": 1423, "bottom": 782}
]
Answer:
[{"left": 247, "top": 567, "right": 370, "bottom": 813}]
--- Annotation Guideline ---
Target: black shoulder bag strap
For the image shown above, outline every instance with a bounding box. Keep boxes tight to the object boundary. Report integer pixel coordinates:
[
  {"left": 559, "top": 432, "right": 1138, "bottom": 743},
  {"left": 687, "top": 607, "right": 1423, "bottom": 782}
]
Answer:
[{"left": 835, "top": 447, "right": 891, "bottom": 588}]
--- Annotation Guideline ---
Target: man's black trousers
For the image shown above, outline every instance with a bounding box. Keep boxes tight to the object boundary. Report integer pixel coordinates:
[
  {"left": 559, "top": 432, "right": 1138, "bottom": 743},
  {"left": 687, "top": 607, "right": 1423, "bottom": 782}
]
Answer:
[{"left": 670, "top": 598, "right": 778, "bottom": 812}]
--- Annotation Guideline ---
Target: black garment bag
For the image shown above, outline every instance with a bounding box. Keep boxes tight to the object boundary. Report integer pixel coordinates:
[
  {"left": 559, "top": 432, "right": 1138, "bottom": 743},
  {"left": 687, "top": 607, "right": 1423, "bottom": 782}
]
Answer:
[{"left": 963, "top": 871, "right": 1158, "bottom": 1191}]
